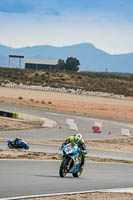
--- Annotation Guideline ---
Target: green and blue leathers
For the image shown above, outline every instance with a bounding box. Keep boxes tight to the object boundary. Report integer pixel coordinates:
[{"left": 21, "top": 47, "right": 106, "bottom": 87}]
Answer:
[
  {"left": 62, "top": 134, "right": 87, "bottom": 168},
  {"left": 63, "top": 135, "right": 87, "bottom": 155}
]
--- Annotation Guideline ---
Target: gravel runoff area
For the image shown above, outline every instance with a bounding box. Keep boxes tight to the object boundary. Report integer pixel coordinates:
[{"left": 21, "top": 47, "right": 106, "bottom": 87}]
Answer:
[
  {"left": 0, "top": 111, "right": 57, "bottom": 131},
  {"left": 1, "top": 149, "right": 133, "bottom": 164},
  {"left": 0, "top": 87, "right": 133, "bottom": 199},
  {"left": 19, "top": 192, "right": 133, "bottom": 200}
]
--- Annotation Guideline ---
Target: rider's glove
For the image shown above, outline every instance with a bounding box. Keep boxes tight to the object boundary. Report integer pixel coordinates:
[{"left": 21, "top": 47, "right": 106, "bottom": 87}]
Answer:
[{"left": 61, "top": 144, "right": 65, "bottom": 149}]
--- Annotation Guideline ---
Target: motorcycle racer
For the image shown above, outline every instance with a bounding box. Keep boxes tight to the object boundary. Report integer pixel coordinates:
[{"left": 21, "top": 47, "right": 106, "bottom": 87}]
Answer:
[
  {"left": 62, "top": 133, "right": 87, "bottom": 168},
  {"left": 13, "top": 137, "right": 22, "bottom": 147}
]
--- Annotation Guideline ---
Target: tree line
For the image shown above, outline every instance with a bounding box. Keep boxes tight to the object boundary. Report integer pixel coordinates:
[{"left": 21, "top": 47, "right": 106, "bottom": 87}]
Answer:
[{"left": 57, "top": 57, "right": 80, "bottom": 71}]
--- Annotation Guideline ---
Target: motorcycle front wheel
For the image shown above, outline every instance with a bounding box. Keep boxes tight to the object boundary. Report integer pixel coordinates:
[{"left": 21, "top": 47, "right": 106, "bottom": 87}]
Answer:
[
  {"left": 59, "top": 159, "right": 68, "bottom": 177},
  {"left": 72, "top": 166, "right": 83, "bottom": 177},
  {"left": 25, "top": 145, "right": 29, "bottom": 149}
]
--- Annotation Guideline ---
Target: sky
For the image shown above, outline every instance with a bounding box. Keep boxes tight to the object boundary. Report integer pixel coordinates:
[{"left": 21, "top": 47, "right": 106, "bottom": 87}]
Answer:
[{"left": 0, "top": 0, "right": 133, "bottom": 54}]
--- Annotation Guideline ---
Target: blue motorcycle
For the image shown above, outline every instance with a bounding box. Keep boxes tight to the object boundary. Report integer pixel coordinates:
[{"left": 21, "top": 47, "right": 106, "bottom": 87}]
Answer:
[
  {"left": 8, "top": 139, "right": 29, "bottom": 150},
  {"left": 59, "top": 142, "right": 84, "bottom": 177}
]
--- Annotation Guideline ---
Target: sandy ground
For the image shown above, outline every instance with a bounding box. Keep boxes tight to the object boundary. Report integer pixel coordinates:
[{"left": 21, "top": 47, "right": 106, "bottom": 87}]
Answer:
[
  {"left": 0, "top": 116, "right": 44, "bottom": 130},
  {"left": 1, "top": 149, "right": 132, "bottom": 163},
  {"left": 0, "top": 87, "right": 133, "bottom": 122},
  {"left": 21, "top": 192, "right": 133, "bottom": 200},
  {"left": 1, "top": 87, "right": 133, "bottom": 199}
]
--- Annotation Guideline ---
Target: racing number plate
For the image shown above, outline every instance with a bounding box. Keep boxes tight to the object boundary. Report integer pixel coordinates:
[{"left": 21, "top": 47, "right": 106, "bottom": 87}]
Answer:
[{"left": 65, "top": 146, "right": 72, "bottom": 153}]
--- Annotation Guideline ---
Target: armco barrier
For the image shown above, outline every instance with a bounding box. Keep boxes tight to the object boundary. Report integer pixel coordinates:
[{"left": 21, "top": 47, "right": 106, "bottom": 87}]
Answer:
[{"left": 0, "top": 111, "right": 18, "bottom": 119}]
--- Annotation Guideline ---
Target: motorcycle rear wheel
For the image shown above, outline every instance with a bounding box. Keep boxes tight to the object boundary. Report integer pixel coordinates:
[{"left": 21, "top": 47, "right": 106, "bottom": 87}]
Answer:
[
  {"left": 59, "top": 159, "right": 68, "bottom": 177},
  {"left": 72, "top": 166, "right": 83, "bottom": 177}
]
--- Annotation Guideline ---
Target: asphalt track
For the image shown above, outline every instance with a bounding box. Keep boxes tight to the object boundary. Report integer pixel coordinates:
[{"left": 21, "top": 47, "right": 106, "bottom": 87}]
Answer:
[
  {"left": 0, "top": 160, "right": 133, "bottom": 199},
  {"left": 0, "top": 104, "right": 133, "bottom": 141},
  {"left": 0, "top": 104, "right": 133, "bottom": 199}
]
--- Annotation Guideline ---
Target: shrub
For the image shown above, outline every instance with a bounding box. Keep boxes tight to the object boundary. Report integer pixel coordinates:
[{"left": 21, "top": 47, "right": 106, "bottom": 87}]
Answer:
[{"left": 18, "top": 96, "right": 23, "bottom": 100}]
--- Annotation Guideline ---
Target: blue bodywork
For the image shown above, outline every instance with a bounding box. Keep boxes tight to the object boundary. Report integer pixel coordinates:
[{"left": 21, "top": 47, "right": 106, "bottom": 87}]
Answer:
[
  {"left": 8, "top": 140, "right": 29, "bottom": 149},
  {"left": 62, "top": 143, "right": 81, "bottom": 173}
]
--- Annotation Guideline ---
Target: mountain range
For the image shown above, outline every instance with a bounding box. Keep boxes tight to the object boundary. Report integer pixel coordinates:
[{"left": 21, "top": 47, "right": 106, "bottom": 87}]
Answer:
[{"left": 0, "top": 43, "right": 133, "bottom": 73}]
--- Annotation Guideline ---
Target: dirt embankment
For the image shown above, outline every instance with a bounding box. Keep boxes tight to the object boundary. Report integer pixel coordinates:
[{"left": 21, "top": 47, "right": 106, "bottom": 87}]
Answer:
[{"left": 0, "top": 87, "right": 133, "bottom": 122}]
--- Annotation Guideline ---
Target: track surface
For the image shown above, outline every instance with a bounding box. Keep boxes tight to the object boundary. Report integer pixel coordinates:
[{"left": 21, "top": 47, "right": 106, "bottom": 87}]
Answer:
[{"left": 0, "top": 160, "right": 133, "bottom": 199}]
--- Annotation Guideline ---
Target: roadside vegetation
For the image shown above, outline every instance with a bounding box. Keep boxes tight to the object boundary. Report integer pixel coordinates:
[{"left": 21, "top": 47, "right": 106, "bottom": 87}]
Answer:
[{"left": 0, "top": 67, "right": 133, "bottom": 96}]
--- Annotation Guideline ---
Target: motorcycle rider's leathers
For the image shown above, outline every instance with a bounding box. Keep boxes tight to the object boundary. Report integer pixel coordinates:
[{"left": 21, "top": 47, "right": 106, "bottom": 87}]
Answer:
[{"left": 62, "top": 135, "right": 87, "bottom": 167}]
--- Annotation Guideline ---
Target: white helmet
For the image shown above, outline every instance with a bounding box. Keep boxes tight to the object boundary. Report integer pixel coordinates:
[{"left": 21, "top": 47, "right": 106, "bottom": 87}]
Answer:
[{"left": 75, "top": 133, "right": 82, "bottom": 142}]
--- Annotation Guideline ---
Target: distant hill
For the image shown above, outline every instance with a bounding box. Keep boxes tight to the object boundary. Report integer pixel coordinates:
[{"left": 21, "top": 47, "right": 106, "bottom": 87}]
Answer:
[{"left": 0, "top": 43, "right": 133, "bottom": 73}]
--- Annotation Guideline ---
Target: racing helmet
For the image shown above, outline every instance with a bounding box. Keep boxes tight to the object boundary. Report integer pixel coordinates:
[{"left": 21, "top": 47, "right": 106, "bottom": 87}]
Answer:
[
  {"left": 15, "top": 137, "right": 20, "bottom": 140},
  {"left": 75, "top": 133, "right": 82, "bottom": 142}
]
